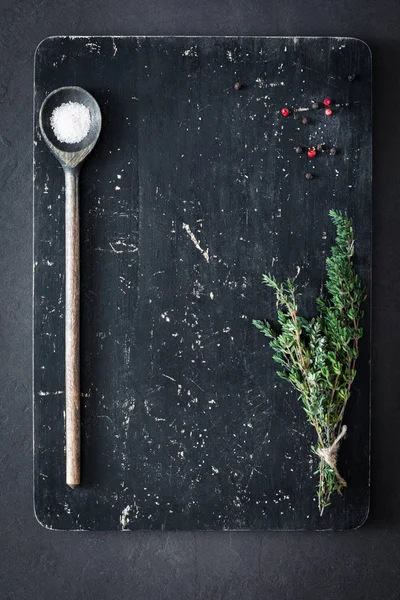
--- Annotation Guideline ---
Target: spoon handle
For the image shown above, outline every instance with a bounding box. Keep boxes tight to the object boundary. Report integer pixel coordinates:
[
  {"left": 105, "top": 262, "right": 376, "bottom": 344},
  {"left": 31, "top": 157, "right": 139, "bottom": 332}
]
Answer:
[{"left": 64, "top": 167, "right": 80, "bottom": 488}]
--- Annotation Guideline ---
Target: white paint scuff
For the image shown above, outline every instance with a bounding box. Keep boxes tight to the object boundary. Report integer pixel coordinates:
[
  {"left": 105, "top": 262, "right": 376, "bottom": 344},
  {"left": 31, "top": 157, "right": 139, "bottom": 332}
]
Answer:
[
  {"left": 182, "top": 47, "right": 198, "bottom": 57},
  {"left": 120, "top": 505, "right": 132, "bottom": 529},
  {"left": 182, "top": 223, "right": 209, "bottom": 263},
  {"left": 112, "top": 38, "right": 118, "bottom": 57}
]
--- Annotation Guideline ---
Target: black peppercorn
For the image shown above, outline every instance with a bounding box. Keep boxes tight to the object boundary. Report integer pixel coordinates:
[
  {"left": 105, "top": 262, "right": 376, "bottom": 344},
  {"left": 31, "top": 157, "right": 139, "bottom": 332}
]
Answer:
[
  {"left": 311, "top": 102, "right": 319, "bottom": 109},
  {"left": 347, "top": 74, "right": 356, "bottom": 82},
  {"left": 234, "top": 82, "right": 242, "bottom": 90},
  {"left": 305, "top": 172, "right": 313, "bottom": 180},
  {"left": 302, "top": 117, "right": 309, "bottom": 125},
  {"left": 295, "top": 146, "right": 303, "bottom": 154},
  {"left": 329, "top": 147, "right": 337, "bottom": 156},
  {"left": 316, "top": 143, "right": 324, "bottom": 152}
]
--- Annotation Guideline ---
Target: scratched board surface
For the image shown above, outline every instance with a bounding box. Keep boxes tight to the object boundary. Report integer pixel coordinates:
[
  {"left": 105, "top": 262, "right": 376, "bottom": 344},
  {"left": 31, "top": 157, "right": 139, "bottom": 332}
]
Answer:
[{"left": 33, "top": 37, "right": 371, "bottom": 531}]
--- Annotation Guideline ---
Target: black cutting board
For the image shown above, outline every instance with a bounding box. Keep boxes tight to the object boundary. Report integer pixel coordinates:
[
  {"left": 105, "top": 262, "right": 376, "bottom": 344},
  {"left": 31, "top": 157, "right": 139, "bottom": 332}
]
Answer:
[{"left": 33, "top": 36, "right": 371, "bottom": 531}]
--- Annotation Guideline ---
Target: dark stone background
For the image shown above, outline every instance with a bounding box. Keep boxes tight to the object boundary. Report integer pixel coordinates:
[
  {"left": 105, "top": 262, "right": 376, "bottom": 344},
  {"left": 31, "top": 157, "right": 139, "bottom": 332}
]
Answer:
[{"left": 0, "top": 1, "right": 399, "bottom": 598}]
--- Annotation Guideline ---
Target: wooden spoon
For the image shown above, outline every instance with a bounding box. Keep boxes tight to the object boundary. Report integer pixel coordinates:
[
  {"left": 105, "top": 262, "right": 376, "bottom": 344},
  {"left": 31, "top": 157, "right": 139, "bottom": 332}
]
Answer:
[{"left": 39, "top": 86, "right": 101, "bottom": 488}]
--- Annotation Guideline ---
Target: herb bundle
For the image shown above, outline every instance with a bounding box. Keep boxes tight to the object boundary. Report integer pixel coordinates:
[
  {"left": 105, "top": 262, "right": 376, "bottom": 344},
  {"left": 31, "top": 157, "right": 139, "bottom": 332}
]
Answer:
[{"left": 253, "top": 210, "right": 365, "bottom": 515}]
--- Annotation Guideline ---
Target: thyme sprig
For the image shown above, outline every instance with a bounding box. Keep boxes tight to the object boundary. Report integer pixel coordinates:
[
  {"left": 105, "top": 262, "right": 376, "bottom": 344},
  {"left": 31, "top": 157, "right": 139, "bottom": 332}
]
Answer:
[{"left": 253, "top": 210, "right": 365, "bottom": 515}]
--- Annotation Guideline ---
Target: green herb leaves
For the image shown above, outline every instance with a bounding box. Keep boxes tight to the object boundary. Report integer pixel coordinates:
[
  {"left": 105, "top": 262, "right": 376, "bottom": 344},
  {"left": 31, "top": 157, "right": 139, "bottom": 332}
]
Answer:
[{"left": 253, "top": 210, "right": 365, "bottom": 515}]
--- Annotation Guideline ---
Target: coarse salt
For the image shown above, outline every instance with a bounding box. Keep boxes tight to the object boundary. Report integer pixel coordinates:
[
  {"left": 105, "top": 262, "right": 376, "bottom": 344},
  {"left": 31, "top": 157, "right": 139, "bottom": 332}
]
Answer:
[{"left": 50, "top": 101, "right": 91, "bottom": 144}]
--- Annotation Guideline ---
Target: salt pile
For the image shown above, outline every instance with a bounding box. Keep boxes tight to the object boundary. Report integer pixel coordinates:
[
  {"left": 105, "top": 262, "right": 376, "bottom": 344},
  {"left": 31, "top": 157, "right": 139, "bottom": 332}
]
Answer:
[{"left": 50, "top": 101, "right": 91, "bottom": 144}]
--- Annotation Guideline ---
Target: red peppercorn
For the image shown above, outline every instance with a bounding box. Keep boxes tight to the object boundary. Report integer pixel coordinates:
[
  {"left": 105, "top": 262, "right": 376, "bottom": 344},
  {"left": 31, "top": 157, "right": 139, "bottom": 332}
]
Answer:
[
  {"left": 281, "top": 107, "right": 290, "bottom": 117},
  {"left": 307, "top": 148, "right": 317, "bottom": 158},
  {"left": 323, "top": 97, "right": 332, "bottom": 106},
  {"left": 325, "top": 108, "right": 333, "bottom": 117}
]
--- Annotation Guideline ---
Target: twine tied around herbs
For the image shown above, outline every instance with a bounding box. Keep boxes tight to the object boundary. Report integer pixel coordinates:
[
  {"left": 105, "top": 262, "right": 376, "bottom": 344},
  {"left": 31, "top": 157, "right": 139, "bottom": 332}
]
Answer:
[{"left": 316, "top": 425, "right": 348, "bottom": 488}]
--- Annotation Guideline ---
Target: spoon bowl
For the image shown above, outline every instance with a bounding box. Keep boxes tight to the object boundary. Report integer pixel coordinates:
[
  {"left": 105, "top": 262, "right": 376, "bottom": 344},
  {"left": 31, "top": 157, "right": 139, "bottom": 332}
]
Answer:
[{"left": 39, "top": 86, "right": 102, "bottom": 169}]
